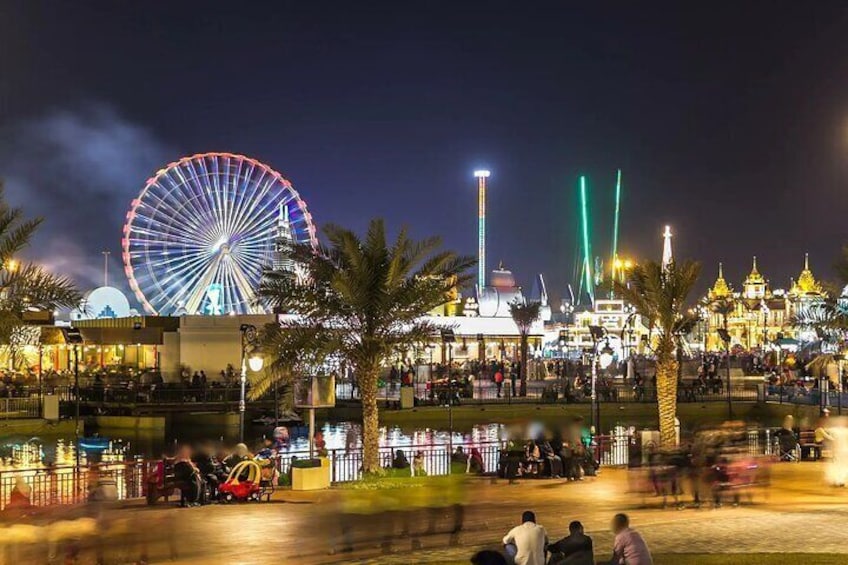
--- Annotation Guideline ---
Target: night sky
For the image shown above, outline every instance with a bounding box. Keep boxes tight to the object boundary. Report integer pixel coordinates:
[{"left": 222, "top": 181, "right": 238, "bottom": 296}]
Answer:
[{"left": 2, "top": 2, "right": 848, "bottom": 305}]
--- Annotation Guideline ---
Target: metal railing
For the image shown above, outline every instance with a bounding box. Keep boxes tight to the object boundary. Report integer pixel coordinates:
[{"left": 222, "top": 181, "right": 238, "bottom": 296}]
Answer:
[
  {"left": 275, "top": 442, "right": 504, "bottom": 483},
  {"left": 0, "top": 397, "right": 41, "bottom": 419},
  {"left": 51, "top": 386, "right": 270, "bottom": 405},
  {"left": 0, "top": 427, "right": 789, "bottom": 511},
  {"left": 764, "top": 385, "right": 848, "bottom": 413},
  {"left": 337, "top": 380, "right": 760, "bottom": 406},
  {"left": 0, "top": 460, "right": 146, "bottom": 510}
]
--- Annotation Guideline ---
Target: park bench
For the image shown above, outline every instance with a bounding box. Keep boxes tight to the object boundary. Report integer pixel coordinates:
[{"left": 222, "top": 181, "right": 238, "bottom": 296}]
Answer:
[
  {"left": 798, "top": 430, "right": 819, "bottom": 461},
  {"left": 145, "top": 458, "right": 190, "bottom": 505}
]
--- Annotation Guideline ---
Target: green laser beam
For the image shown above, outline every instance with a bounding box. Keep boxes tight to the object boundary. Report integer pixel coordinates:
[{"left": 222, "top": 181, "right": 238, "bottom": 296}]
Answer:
[{"left": 579, "top": 175, "right": 593, "bottom": 303}]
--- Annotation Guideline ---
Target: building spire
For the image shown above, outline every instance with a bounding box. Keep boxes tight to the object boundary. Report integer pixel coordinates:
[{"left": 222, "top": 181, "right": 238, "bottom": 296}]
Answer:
[
  {"left": 708, "top": 261, "right": 732, "bottom": 300},
  {"left": 792, "top": 252, "right": 823, "bottom": 296},
  {"left": 661, "top": 225, "right": 673, "bottom": 270}
]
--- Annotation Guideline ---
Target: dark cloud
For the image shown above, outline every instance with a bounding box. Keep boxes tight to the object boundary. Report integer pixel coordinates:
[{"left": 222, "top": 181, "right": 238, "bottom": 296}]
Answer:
[{"left": 0, "top": 105, "right": 173, "bottom": 297}]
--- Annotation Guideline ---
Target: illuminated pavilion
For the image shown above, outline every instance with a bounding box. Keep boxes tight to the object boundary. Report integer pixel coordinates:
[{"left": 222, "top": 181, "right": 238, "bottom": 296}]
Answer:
[{"left": 703, "top": 254, "right": 827, "bottom": 351}]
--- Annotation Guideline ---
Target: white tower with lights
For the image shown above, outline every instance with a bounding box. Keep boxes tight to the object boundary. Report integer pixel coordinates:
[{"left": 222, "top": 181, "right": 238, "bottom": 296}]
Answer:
[
  {"left": 273, "top": 203, "right": 295, "bottom": 273},
  {"left": 474, "top": 170, "right": 490, "bottom": 290},
  {"left": 662, "top": 225, "right": 673, "bottom": 270}
]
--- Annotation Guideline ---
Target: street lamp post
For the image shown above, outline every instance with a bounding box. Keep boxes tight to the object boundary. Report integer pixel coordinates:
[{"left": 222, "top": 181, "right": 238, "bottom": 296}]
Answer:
[
  {"left": 718, "top": 328, "right": 732, "bottom": 419},
  {"left": 440, "top": 329, "right": 456, "bottom": 456},
  {"left": 446, "top": 341, "right": 454, "bottom": 456},
  {"left": 74, "top": 344, "right": 80, "bottom": 468},
  {"left": 424, "top": 344, "right": 433, "bottom": 400},
  {"left": 239, "top": 324, "right": 264, "bottom": 443},
  {"left": 588, "top": 325, "right": 609, "bottom": 438},
  {"left": 558, "top": 330, "right": 567, "bottom": 392}
]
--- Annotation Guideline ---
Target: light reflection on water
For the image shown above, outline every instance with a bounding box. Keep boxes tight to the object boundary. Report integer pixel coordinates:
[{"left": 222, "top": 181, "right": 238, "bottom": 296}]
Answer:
[
  {"left": 282, "top": 421, "right": 506, "bottom": 452},
  {"left": 1, "top": 422, "right": 507, "bottom": 468}
]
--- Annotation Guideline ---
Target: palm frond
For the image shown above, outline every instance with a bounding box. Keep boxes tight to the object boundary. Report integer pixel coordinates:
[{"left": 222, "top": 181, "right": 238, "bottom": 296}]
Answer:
[
  {"left": 509, "top": 300, "right": 542, "bottom": 334},
  {"left": 614, "top": 259, "right": 701, "bottom": 355}
]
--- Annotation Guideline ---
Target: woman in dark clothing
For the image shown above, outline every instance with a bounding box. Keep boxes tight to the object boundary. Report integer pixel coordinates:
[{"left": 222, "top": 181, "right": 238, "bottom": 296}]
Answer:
[
  {"left": 391, "top": 449, "right": 410, "bottom": 469},
  {"left": 174, "top": 446, "right": 204, "bottom": 506},
  {"left": 193, "top": 447, "right": 226, "bottom": 499}
]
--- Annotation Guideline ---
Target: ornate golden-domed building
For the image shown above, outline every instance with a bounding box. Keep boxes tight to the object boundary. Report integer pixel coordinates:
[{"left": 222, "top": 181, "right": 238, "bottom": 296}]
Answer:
[
  {"left": 789, "top": 254, "right": 824, "bottom": 298},
  {"left": 703, "top": 254, "right": 826, "bottom": 351}
]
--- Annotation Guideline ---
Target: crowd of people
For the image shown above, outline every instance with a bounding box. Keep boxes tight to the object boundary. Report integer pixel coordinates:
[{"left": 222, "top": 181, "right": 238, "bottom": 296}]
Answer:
[
  {"left": 630, "top": 422, "right": 770, "bottom": 509},
  {"left": 468, "top": 511, "right": 652, "bottom": 565},
  {"left": 0, "top": 371, "right": 35, "bottom": 397},
  {"left": 153, "top": 436, "right": 285, "bottom": 507},
  {"left": 389, "top": 445, "right": 487, "bottom": 476},
  {"left": 498, "top": 421, "right": 597, "bottom": 481}
]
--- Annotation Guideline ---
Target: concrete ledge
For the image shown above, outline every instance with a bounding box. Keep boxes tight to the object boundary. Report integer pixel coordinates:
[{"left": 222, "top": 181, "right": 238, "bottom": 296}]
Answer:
[
  {"left": 170, "top": 412, "right": 240, "bottom": 427},
  {"left": 0, "top": 418, "right": 75, "bottom": 436},
  {"left": 94, "top": 415, "right": 167, "bottom": 431}
]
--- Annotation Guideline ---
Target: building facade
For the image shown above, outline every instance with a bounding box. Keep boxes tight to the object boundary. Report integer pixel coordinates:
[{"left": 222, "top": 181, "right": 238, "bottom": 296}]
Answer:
[{"left": 703, "top": 255, "right": 826, "bottom": 351}]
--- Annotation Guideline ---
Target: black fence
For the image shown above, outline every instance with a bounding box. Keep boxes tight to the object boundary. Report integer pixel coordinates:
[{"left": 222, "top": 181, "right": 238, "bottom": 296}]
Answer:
[
  {"left": 0, "top": 460, "right": 147, "bottom": 511},
  {"left": 336, "top": 380, "right": 760, "bottom": 406},
  {"left": 765, "top": 385, "right": 848, "bottom": 413},
  {"left": 51, "top": 385, "right": 276, "bottom": 405},
  {"left": 274, "top": 442, "right": 504, "bottom": 483},
  {"left": 1, "top": 426, "right": 790, "bottom": 512}
]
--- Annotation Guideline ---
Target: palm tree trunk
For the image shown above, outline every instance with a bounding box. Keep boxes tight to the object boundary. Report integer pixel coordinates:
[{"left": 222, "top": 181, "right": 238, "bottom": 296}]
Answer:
[
  {"left": 359, "top": 367, "right": 381, "bottom": 473},
  {"left": 656, "top": 355, "right": 679, "bottom": 447},
  {"left": 519, "top": 334, "right": 528, "bottom": 396}
]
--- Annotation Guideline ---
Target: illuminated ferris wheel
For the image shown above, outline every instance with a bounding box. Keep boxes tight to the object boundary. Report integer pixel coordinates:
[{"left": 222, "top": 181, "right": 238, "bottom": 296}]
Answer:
[{"left": 122, "top": 152, "right": 317, "bottom": 316}]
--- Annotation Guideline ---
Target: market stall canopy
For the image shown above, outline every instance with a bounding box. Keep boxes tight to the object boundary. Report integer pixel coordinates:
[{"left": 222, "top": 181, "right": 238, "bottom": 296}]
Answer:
[{"left": 421, "top": 315, "right": 544, "bottom": 337}]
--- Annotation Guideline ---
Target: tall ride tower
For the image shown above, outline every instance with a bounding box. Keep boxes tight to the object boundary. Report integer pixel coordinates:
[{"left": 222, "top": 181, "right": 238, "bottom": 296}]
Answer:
[
  {"left": 474, "top": 170, "right": 490, "bottom": 290},
  {"left": 662, "top": 225, "right": 673, "bottom": 270},
  {"left": 273, "top": 202, "right": 295, "bottom": 273}
]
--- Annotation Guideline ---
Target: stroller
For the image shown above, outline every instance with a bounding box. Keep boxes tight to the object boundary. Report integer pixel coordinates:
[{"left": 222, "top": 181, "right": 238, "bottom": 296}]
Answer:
[{"left": 775, "top": 428, "right": 799, "bottom": 462}]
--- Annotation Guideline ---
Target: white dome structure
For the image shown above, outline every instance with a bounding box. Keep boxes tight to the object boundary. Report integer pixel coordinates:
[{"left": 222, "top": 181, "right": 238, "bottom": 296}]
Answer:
[
  {"left": 477, "top": 262, "right": 525, "bottom": 318},
  {"left": 73, "top": 286, "right": 132, "bottom": 320}
]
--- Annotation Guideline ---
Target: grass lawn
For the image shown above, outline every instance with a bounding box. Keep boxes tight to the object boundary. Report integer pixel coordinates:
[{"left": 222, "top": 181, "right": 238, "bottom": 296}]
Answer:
[{"left": 375, "top": 401, "right": 793, "bottom": 431}]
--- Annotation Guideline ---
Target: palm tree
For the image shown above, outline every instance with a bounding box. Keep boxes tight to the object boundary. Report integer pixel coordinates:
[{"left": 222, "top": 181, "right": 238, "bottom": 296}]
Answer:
[
  {"left": 0, "top": 186, "right": 80, "bottom": 366},
  {"left": 509, "top": 300, "right": 541, "bottom": 396},
  {"left": 256, "top": 219, "right": 474, "bottom": 473},
  {"left": 708, "top": 296, "right": 735, "bottom": 345},
  {"left": 616, "top": 260, "right": 700, "bottom": 447}
]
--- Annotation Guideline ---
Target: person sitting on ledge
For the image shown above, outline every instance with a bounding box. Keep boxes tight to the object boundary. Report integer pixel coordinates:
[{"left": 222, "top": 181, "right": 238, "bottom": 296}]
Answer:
[
  {"left": 548, "top": 520, "right": 593, "bottom": 565},
  {"left": 502, "top": 510, "right": 548, "bottom": 565},
  {"left": 609, "top": 513, "right": 652, "bottom": 565},
  {"left": 470, "top": 549, "right": 507, "bottom": 565}
]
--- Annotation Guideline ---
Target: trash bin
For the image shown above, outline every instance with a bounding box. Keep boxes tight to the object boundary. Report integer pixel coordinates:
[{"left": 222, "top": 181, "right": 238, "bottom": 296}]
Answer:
[{"left": 400, "top": 386, "right": 415, "bottom": 409}]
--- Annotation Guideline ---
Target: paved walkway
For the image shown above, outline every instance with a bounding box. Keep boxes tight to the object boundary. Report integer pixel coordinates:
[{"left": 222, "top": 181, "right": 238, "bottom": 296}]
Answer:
[
  {"left": 340, "top": 462, "right": 848, "bottom": 564},
  {"left": 159, "top": 462, "right": 848, "bottom": 564},
  {"left": 7, "top": 462, "right": 846, "bottom": 564}
]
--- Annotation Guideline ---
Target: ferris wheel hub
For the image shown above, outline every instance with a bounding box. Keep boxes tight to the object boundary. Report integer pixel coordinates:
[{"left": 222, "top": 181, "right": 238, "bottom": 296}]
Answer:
[{"left": 212, "top": 236, "right": 230, "bottom": 254}]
